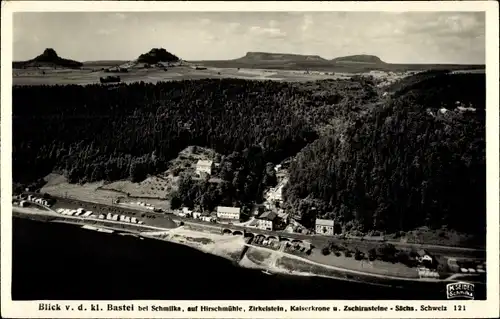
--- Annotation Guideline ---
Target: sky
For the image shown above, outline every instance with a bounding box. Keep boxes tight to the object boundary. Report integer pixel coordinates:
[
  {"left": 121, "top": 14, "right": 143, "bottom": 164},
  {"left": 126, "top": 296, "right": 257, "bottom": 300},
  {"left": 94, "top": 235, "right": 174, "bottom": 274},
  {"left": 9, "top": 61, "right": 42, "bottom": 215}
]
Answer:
[{"left": 13, "top": 11, "right": 486, "bottom": 64}]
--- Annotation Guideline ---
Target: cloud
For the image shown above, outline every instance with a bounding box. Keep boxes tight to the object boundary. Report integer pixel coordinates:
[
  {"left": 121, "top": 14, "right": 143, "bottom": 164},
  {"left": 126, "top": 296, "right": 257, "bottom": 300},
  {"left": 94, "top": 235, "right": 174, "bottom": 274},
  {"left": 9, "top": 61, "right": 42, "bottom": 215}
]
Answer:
[
  {"left": 248, "top": 25, "right": 287, "bottom": 39},
  {"left": 398, "top": 12, "right": 484, "bottom": 38},
  {"left": 200, "top": 31, "right": 219, "bottom": 43},
  {"left": 112, "top": 13, "right": 127, "bottom": 20},
  {"left": 199, "top": 18, "right": 211, "bottom": 26},
  {"left": 269, "top": 20, "right": 278, "bottom": 29},
  {"left": 228, "top": 22, "right": 241, "bottom": 30},
  {"left": 97, "top": 28, "right": 117, "bottom": 36},
  {"left": 301, "top": 14, "right": 313, "bottom": 33}
]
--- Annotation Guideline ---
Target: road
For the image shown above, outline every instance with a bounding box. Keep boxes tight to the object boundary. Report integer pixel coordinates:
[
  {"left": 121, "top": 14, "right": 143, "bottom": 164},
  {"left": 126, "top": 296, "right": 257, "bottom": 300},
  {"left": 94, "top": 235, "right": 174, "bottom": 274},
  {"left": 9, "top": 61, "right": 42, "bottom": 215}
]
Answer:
[
  {"left": 27, "top": 194, "right": 486, "bottom": 259},
  {"left": 245, "top": 243, "right": 451, "bottom": 283}
]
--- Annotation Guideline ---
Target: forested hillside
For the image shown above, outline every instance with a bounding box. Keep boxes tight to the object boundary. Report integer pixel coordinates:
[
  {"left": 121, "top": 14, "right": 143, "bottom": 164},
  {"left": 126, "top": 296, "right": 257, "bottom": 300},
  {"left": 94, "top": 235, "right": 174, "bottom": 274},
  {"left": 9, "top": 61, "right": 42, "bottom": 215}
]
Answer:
[
  {"left": 12, "top": 79, "right": 371, "bottom": 205},
  {"left": 13, "top": 72, "right": 485, "bottom": 233},
  {"left": 284, "top": 72, "right": 485, "bottom": 234}
]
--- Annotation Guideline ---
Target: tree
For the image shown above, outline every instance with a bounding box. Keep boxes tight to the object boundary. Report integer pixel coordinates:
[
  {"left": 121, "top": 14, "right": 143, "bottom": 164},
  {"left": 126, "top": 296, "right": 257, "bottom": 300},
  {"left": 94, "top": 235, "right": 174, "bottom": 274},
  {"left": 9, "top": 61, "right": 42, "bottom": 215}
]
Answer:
[
  {"left": 321, "top": 246, "right": 330, "bottom": 255},
  {"left": 129, "top": 161, "right": 146, "bottom": 182},
  {"left": 354, "top": 248, "right": 365, "bottom": 260},
  {"left": 12, "top": 74, "right": 486, "bottom": 237},
  {"left": 170, "top": 192, "right": 182, "bottom": 210},
  {"left": 377, "top": 243, "right": 397, "bottom": 262},
  {"left": 368, "top": 248, "right": 377, "bottom": 261}
]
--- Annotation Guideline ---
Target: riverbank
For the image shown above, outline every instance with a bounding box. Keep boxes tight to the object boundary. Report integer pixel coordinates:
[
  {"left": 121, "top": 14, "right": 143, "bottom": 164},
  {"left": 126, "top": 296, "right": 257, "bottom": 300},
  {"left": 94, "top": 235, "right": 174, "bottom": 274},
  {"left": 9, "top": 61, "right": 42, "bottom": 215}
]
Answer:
[
  {"left": 11, "top": 210, "right": 485, "bottom": 287},
  {"left": 17, "top": 217, "right": 476, "bottom": 300},
  {"left": 140, "top": 226, "right": 248, "bottom": 262}
]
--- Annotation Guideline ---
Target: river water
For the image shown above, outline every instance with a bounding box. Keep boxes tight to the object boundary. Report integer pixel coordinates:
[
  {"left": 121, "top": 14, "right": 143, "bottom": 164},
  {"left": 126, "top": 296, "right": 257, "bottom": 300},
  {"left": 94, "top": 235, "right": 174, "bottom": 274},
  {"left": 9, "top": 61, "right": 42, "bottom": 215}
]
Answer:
[{"left": 12, "top": 217, "right": 484, "bottom": 300}]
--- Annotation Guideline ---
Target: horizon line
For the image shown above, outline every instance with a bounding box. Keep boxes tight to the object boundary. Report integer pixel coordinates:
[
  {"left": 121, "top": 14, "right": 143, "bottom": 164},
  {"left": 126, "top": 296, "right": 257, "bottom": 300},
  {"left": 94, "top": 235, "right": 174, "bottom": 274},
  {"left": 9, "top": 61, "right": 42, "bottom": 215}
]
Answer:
[{"left": 13, "top": 49, "right": 486, "bottom": 66}]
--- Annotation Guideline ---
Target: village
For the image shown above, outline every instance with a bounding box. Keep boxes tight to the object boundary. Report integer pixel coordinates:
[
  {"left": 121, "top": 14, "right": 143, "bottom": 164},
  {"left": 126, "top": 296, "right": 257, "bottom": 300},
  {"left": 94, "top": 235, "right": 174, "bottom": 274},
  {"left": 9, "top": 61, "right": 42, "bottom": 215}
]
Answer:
[
  {"left": 12, "top": 151, "right": 486, "bottom": 284},
  {"left": 172, "top": 157, "right": 310, "bottom": 234}
]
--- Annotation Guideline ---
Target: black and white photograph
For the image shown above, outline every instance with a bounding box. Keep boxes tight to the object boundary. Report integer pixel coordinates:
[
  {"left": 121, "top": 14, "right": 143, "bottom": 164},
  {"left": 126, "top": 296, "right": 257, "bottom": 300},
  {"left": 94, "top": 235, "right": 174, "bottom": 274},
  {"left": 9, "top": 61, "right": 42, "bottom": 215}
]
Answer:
[{"left": 1, "top": 1, "right": 499, "bottom": 318}]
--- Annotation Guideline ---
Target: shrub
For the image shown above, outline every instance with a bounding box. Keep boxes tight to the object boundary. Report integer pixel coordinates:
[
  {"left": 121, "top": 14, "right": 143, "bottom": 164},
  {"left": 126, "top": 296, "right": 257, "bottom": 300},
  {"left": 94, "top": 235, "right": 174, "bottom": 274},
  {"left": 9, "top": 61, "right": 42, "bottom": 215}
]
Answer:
[
  {"left": 321, "top": 247, "right": 331, "bottom": 255},
  {"left": 368, "top": 248, "right": 377, "bottom": 261},
  {"left": 354, "top": 248, "right": 365, "bottom": 260}
]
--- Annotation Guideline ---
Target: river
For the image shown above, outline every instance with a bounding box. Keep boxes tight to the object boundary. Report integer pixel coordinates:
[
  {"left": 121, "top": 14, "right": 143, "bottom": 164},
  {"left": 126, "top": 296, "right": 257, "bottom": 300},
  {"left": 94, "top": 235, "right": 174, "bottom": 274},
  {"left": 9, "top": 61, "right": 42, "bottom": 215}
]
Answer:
[{"left": 12, "top": 217, "right": 484, "bottom": 300}]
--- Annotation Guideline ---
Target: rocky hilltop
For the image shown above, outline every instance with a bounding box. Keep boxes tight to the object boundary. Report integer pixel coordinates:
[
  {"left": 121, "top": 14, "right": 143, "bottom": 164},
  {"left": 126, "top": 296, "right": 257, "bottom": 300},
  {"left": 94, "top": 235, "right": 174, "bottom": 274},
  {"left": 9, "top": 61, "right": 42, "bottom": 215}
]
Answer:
[
  {"left": 237, "top": 52, "right": 327, "bottom": 62},
  {"left": 331, "top": 55, "right": 385, "bottom": 64},
  {"left": 13, "top": 48, "right": 83, "bottom": 69},
  {"left": 137, "top": 48, "right": 180, "bottom": 64}
]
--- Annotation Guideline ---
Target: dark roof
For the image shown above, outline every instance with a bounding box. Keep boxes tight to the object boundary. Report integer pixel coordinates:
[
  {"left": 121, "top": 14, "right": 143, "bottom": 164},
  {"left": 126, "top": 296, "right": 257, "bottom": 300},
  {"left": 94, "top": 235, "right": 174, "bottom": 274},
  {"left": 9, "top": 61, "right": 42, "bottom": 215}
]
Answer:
[
  {"left": 259, "top": 211, "right": 278, "bottom": 221},
  {"left": 417, "top": 249, "right": 428, "bottom": 257}
]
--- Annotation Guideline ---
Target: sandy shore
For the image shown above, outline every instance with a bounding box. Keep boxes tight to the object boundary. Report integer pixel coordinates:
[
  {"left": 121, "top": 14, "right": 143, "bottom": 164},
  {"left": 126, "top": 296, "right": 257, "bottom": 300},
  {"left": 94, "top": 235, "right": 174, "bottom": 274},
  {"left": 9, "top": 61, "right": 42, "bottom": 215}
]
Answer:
[
  {"left": 140, "top": 226, "right": 247, "bottom": 261},
  {"left": 14, "top": 211, "right": 478, "bottom": 286}
]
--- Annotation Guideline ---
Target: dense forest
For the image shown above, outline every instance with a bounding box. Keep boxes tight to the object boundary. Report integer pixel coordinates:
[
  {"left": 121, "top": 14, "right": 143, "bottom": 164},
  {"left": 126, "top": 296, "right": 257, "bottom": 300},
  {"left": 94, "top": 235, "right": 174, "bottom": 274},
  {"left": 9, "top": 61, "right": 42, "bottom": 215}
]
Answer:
[
  {"left": 137, "top": 48, "right": 179, "bottom": 64},
  {"left": 13, "top": 78, "right": 369, "bottom": 205},
  {"left": 284, "top": 73, "right": 486, "bottom": 233},
  {"left": 13, "top": 72, "right": 485, "bottom": 233}
]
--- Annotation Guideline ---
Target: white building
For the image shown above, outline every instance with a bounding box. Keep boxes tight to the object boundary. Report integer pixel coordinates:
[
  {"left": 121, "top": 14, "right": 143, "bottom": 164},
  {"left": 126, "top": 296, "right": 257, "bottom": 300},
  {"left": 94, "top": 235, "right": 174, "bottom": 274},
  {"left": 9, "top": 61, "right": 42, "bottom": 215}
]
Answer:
[
  {"left": 196, "top": 160, "right": 213, "bottom": 176},
  {"left": 315, "top": 219, "right": 335, "bottom": 236},
  {"left": 417, "top": 250, "right": 433, "bottom": 264},
  {"left": 201, "top": 216, "right": 215, "bottom": 222},
  {"left": 256, "top": 211, "right": 277, "bottom": 231},
  {"left": 19, "top": 200, "right": 28, "bottom": 207},
  {"left": 83, "top": 211, "right": 93, "bottom": 218},
  {"left": 216, "top": 206, "right": 241, "bottom": 220},
  {"left": 74, "top": 209, "right": 84, "bottom": 217},
  {"left": 277, "top": 210, "right": 289, "bottom": 224},
  {"left": 265, "top": 178, "right": 288, "bottom": 204},
  {"left": 182, "top": 207, "right": 192, "bottom": 215}
]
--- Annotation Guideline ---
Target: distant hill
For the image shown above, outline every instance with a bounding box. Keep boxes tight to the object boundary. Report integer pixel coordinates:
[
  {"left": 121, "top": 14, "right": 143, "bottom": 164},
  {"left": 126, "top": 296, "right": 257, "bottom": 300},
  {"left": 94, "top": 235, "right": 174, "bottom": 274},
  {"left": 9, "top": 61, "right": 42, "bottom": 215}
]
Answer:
[
  {"left": 331, "top": 55, "right": 385, "bottom": 64},
  {"left": 198, "top": 51, "right": 485, "bottom": 73},
  {"left": 13, "top": 48, "right": 83, "bottom": 69},
  {"left": 137, "top": 48, "right": 180, "bottom": 64},
  {"left": 82, "top": 60, "right": 129, "bottom": 67},
  {"left": 235, "top": 51, "right": 327, "bottom": 62}
]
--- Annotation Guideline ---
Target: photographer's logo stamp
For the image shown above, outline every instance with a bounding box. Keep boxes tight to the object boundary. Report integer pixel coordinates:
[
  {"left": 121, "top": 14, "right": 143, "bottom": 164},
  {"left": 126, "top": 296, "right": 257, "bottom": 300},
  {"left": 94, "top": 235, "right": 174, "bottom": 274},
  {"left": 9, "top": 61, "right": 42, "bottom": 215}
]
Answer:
[{"left": 446, "top": 282, "right": 475, "bottom": 300}]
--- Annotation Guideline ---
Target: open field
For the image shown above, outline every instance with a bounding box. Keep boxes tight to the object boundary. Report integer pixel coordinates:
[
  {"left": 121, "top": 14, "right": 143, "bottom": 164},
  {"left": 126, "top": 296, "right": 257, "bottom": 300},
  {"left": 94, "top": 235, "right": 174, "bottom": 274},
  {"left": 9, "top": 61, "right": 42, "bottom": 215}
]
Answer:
[
  {"left": 13, "top": 65, "right": 357, "bottom": 86},
  {"left": 192, "top": 59, "right": 485, "bottom": 73},
  {"left": 41, "top": 173, "right": 171, "bottom": 210},
  {"left": 99, "top": 146, "right": 219, "bottom": 205},
  {"left": 245, "top": 247, "right": 274, "bottom": 264},
  {"left": 100, "top": 176, "right": 172, "bottom": 199},
  {"left": 306, "top": 249, "right": 419, "bottom": 279},
  {"left": 388, "top": 227, "right": 486, "bottom": 249},
  {"left": 12, "top": 62, "right": 437, "bottom": 86}
]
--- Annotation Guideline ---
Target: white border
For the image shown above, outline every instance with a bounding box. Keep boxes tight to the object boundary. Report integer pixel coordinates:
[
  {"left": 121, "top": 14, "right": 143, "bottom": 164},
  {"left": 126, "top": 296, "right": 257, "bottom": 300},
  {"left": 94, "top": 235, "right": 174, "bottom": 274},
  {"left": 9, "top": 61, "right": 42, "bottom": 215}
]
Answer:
[{"left": 1, "top": 1, "right": 499, "bottom": 318}]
